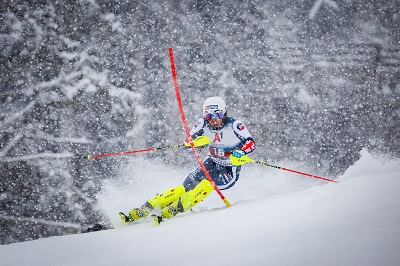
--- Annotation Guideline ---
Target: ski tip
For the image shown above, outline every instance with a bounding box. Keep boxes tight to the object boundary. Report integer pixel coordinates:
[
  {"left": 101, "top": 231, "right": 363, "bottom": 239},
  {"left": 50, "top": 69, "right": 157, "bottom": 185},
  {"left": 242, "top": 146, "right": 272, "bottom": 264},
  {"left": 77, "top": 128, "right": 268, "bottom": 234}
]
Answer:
[
  {"left": 151, "top": 214, "right": 162, "bottom": 225},
  {"left": 119, "top": 212, "right": 128, "bottom": 224},
  {"left": 87, "top": 155, "right": 91, "bottom": 160}
]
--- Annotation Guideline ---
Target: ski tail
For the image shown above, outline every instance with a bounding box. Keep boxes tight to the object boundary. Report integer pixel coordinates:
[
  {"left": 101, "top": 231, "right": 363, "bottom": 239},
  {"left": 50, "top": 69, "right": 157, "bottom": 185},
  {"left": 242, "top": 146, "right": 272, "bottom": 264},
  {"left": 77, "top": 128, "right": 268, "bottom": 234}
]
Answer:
[
  {"left": 151, "top": 214, "right": 162, "bottom": 225},
  {"left": 119, "top": 212, "right": 129, "bottom": 224}
]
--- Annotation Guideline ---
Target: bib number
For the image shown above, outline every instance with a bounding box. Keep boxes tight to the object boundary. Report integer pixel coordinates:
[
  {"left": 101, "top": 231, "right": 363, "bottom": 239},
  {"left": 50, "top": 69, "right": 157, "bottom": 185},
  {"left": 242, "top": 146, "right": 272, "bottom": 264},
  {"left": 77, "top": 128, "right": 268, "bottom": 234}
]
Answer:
[{"left": 210, "top": 147, "right": 230, "bottom": 158}]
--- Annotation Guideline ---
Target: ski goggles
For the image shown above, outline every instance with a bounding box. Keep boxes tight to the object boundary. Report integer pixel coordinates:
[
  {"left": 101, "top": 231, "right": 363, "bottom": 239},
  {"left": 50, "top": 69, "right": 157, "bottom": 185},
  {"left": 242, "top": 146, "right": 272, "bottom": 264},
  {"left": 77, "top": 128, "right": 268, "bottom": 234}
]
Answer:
[{"left": 204, "top": 111, "right": 224, "bottom": 121}]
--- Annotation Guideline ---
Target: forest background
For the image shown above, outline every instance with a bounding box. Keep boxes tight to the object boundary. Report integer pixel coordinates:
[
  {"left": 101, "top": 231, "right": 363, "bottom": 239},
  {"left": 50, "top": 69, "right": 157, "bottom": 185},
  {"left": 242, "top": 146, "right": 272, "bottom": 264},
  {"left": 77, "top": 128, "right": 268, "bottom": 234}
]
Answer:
[{"left": 1, "top": 0, "right": 399, "bottom": 244}]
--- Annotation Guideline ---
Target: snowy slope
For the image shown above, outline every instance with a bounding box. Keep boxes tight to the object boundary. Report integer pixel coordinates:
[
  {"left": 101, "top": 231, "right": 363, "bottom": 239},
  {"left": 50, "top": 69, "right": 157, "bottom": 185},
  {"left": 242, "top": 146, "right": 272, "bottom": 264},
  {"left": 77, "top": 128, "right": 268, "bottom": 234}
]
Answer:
[{"left": 2, "top": 150, "right": 400, "bottom": 266}]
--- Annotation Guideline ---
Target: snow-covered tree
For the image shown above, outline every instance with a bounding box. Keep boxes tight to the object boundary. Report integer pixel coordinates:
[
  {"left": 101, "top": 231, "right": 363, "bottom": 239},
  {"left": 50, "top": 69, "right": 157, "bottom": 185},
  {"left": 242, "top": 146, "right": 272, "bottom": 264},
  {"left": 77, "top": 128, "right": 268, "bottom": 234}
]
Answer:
[{"left": 1, "top": 0, "right": 399, "bottom": 244}]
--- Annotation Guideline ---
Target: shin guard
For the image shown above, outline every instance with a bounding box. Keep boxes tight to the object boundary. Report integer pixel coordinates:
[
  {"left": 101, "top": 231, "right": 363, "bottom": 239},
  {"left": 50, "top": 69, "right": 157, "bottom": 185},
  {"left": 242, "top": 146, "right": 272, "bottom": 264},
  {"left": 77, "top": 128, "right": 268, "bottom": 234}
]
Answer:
[
  {"left": 179, "top": 179, "right": 214, "bottom": 212},
  {"left": 147, "top": 184, "right": 186, "bottom": 210},
  {"left": 153, "top": 180, "right": 214, "bottom": 224}
]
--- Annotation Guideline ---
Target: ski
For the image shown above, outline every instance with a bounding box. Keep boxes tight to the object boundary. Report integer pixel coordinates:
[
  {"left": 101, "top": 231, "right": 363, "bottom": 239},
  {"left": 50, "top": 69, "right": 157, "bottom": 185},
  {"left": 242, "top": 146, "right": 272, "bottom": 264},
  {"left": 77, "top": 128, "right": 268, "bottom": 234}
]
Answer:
[
  {"left": 119, "top": 212, "right": 129, "bottom": 224},
  {"left": 151, "top": 214, "right": 162, "bottom": 225},
  {"left": 83, "top": 223, "right": 112, "bottom": 233}
]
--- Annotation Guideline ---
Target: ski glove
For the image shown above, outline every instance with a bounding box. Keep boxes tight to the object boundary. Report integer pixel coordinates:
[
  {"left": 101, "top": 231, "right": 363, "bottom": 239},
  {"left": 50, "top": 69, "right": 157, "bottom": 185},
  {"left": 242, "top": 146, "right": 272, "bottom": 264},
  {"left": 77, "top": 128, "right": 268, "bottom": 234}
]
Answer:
[
  {"left": 239, "top": 139, "right": 256, "bottom": 154},
  {"left": 232, "top": 149, "right": 245, "bottom": 158}
]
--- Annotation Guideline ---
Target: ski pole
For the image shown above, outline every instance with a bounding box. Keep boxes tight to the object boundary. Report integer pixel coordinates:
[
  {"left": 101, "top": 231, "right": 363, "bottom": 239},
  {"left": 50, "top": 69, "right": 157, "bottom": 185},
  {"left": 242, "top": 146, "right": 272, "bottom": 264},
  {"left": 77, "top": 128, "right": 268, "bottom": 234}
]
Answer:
[
  {"left": 87, "top": 144, "right": 184, "bottom": 160},
  {"left": 87, "top": 136, "right": 211, "bottom": 160},
  {"left": 169, "top": 47, "right": 231, "bottom": 207},
  {"left": 230, "top": 155, "right": 338, "bottom": 183}
]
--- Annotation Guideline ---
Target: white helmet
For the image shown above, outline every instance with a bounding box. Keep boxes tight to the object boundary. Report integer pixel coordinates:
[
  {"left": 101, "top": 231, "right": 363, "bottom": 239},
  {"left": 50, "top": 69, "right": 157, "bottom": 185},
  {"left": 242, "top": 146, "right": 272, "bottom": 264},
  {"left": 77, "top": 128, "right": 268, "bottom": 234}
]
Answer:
[{"left": 203, "top": 96, "right": 227, "bottom": 116}]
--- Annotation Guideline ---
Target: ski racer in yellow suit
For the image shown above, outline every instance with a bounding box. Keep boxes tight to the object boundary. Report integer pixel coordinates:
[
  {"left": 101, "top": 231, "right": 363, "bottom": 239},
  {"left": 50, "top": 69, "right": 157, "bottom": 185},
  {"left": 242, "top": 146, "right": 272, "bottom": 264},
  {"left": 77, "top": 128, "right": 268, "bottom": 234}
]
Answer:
[{"left": 119, "top": 96, "right": 256, "bottom": 224}]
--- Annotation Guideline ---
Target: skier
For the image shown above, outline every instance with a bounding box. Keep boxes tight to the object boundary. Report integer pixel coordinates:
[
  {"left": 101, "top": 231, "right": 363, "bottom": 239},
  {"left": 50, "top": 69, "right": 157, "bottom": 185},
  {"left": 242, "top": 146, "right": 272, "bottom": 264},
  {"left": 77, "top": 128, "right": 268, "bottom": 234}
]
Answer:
[{"left": 119, "top": 96, "right": 256, "bottom": 224}]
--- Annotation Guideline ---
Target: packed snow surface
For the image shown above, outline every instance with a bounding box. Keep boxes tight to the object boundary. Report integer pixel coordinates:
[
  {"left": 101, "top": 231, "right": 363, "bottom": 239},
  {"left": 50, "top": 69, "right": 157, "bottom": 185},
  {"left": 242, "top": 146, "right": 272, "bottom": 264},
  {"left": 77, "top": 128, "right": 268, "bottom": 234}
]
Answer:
[{"left": 2, "top": 150, "right": 400, "bottom": 266}]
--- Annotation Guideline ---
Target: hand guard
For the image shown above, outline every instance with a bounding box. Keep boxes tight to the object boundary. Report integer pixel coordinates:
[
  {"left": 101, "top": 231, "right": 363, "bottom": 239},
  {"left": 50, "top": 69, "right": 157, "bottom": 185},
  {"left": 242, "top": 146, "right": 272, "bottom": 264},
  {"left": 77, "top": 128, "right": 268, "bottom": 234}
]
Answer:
[{"left": 184, "top": 136, "right": 211, "bottom": 148}]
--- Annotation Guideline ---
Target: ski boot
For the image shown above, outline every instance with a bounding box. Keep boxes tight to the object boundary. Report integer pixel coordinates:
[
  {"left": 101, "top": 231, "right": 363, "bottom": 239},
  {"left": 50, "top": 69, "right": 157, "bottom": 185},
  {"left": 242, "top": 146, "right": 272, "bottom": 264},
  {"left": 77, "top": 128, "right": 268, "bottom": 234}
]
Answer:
[
  {"left": 151, "top": 201, "right": 179, "bottom": 225},
  {"left": 119, "top": 204, "right": 151, "bottom": 223}
]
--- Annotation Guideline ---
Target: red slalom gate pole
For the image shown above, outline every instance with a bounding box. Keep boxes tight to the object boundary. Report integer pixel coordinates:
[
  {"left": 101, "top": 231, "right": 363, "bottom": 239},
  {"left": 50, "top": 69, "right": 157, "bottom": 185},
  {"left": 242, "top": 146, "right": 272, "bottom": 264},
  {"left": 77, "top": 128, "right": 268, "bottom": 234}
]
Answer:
[{"left": 168, "top": 47, "right": 231, "bottom": 207}]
